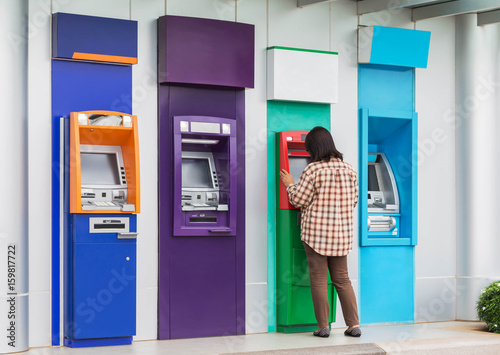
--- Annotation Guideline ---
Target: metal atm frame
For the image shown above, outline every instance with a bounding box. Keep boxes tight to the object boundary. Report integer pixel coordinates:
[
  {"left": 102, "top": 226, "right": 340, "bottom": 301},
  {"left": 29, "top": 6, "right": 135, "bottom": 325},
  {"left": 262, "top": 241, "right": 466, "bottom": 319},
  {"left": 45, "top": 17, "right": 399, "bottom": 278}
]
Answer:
[
  {"left": 278, "top": 130, "right": 310, "bottom": 210},
  {"left": 69, "top": 111, "right": 140, "bottom": 214},
  {"left": 172, "top": 115, "right": 237, "bottom": 237},
  {"left": 359, "top": 108, "right": 418, "bottom": 247}
]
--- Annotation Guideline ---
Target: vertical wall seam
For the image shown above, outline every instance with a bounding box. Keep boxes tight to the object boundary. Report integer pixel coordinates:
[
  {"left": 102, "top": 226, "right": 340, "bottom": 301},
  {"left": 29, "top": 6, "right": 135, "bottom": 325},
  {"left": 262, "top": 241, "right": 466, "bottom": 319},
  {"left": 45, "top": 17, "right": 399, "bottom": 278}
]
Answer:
[
  {"left": 357, "top": 2, "right": 360, "bottom": 64},
  {"left": 454, "top": 15, "right": 458, "bottom": 321},
  {"left": 412, "top": 20, "right": 417, "bottom": 321},
  {"left": 356, "top": 0, "right": 361, "bottom": 315},
  {"left": 49, "top": 0, "right": 58, "bottom": 346},
  {"left": 266, "top": 0, "right": 272, "bottom": 333},
  {"left": 329, "top": 3, "right": 332, "bottom": 52},
  {"left": 50, "top": 0, "right": 53, "bottom": 57},
  {"left": 266, "top": 0, "right": 269, "bottom": 48}
]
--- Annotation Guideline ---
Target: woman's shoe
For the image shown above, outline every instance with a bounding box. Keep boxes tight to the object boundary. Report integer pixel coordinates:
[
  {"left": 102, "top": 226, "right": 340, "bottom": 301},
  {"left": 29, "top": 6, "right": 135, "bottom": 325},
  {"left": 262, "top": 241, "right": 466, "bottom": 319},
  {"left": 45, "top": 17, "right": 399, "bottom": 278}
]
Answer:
[
  {"left": 344, "top": 327, "right": 362, "bottom": 337},
  {"left": 313, "top": 327, "right": 330, "bottom": 338}
]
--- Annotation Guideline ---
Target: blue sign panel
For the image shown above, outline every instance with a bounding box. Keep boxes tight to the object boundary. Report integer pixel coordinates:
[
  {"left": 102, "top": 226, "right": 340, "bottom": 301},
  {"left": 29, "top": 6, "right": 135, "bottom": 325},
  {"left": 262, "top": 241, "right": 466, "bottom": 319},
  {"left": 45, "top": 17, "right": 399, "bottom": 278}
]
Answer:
[
  {"left": 53, "top": 13, "right": 137, "bottom": 64},
  {"left": 363, "top": 26, "right": 431, "bottom": 68}
]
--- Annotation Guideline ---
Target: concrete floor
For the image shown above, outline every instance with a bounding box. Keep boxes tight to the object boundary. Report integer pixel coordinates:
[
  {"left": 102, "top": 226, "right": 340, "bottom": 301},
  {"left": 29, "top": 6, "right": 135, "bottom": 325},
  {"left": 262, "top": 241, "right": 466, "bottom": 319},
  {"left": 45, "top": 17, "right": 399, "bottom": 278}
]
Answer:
[{"left": 25, "top": 321, "right": 500, "bottom": 354}]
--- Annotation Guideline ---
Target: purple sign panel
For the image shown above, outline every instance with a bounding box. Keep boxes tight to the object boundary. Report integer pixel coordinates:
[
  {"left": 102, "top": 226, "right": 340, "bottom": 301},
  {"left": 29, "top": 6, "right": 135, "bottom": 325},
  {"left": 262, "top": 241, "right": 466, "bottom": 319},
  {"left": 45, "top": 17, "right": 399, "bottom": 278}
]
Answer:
[{"left": 158, "top": 15, "right": 255, "bottom": 88}]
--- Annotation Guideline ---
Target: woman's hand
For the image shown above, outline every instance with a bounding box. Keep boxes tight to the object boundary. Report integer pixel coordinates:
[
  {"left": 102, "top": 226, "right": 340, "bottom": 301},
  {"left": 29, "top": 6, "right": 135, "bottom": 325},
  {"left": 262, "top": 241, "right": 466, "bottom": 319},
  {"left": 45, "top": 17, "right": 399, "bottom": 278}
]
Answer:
[{"left": 280, "top": 169, "right": 294, "bottom": 188}]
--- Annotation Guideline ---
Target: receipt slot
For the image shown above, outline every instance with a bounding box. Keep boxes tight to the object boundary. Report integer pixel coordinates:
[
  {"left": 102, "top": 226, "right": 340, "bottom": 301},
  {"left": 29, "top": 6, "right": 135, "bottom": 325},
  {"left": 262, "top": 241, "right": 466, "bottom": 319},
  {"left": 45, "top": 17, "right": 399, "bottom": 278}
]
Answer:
[
  {"left": 172, "top": 116, "right": 237, "bottom": 236},
  {"left": 65, "top": 111, "right": 140, "bottom": 347},
  {"left": 276, "top": 131, "right": 337, "bottom": 333}
]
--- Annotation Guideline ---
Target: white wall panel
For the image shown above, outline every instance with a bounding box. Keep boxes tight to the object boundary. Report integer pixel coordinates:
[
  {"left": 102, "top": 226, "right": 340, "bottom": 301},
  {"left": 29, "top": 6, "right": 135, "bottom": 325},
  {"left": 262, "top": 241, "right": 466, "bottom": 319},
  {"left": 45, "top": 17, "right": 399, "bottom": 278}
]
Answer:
[
  {"left": 330, "top": 0, "right": 359, "bottom": 279},
  {"left": 269, "top": 0, "right": 330, "bottom": 50},
  {"left": 238, "top": 0, "right": 268, "bottom": 287},
  {"left": 415, "top": 278, "right": 455, "bottom": 322},
  {"left": 131, "top": 0, "right": 161, "bottom": 291},
  {"left": 54, "top": 0, "right": 130, "bottom": 19},
  {"left": 131, "top": 0, "right": 163, "bottom": 340},
  {"left": 1, "top": 1, "right": 29, "bottom": 351},
  {"left": 28, "top": 292, "right": 51, "bottom": 347},
  {"left": 457, "top": 277, "right": 499, "bottom": 320},
  {"left": 238, "top": 0, "right": 269, "bottom": 335},
  {"left": 135, "top": 287, "right": 158, "bottom": 340},
  {"left": 27, "top": 0, "right": 51, "bottom": 347},
  {"left": 415, "top": 17, "right": 456, "bottom": 279},
  {"left": 455, "top": 14, "right": 500, "bottom": 320},
  {"left": 246, "top": 284, "right": 268, "bottom": 334},
  {"left": 28, "top": 0, "right": 52, "bottom": 295},
  {"left": 167, "top": 0, "right": 235, "bottom": 21}
]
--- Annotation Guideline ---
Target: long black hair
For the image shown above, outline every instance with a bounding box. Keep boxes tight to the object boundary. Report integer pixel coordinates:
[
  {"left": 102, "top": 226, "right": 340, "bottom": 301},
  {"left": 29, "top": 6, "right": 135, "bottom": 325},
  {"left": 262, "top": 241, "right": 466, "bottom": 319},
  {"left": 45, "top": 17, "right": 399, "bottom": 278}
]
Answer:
[{"left": 305, "top": 126, "right": 343, "bottom": 162}]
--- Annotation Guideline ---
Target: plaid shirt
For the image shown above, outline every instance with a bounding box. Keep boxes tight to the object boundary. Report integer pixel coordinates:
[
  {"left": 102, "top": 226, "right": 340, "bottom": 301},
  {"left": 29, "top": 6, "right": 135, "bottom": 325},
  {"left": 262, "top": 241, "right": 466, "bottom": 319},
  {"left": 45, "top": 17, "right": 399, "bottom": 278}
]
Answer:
[{"left": 286, "top": 158, "right": 358, "bottom": 256}]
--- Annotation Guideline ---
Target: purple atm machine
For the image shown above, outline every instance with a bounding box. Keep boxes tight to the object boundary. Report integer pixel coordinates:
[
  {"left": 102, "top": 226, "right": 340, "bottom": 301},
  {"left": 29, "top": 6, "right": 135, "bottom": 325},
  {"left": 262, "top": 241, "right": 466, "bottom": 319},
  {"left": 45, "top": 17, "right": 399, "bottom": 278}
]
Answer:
[
  {"left": 173, "top": 116, "right": 237, "bottom": 236},
  {"left": 158, "top": 15, "right": 254, "bottom": 339}
]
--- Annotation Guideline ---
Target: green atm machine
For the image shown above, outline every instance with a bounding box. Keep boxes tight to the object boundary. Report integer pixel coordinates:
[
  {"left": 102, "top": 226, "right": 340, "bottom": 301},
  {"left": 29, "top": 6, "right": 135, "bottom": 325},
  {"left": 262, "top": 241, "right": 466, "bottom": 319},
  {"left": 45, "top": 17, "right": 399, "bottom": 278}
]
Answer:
[{"left": 276, "top": 130, "right": 337, "bottom": 333}]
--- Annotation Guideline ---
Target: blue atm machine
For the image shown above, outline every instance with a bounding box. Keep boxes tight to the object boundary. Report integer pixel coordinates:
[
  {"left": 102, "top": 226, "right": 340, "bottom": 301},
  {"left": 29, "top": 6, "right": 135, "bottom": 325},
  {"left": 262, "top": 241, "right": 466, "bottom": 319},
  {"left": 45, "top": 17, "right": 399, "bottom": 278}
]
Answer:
[
  {"left": 359, "top": 107, "right": 418, "bottom": 324},
  {"left": 64, "top": 111, "right": 140, "bottom": 347}
]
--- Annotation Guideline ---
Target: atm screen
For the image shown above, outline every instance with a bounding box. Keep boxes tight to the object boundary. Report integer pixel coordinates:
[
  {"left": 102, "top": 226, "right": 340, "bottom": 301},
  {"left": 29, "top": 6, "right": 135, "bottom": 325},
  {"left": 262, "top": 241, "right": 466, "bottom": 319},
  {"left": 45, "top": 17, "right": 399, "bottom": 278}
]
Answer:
[
  {"left": 182, "top": 158, "right": 213, "bottom": 188},
  {"left": 368, "top": 164, "right": 380, "bottom": 191},
  {"left": 81, "top": 153, "right": 121, "bottom": 185},
  {"left": 289, "top": 156, "right": 310, "bottom": 183}
]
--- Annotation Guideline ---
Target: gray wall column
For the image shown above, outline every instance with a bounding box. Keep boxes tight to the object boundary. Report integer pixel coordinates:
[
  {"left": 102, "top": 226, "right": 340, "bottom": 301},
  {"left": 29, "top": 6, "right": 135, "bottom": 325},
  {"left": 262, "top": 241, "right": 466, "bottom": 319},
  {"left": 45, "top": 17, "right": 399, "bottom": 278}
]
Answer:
[
  {"left": 456, "top": 14, "right": 500, "bottom": 320},
  {"left": 0, "top": 0, "right": 29, "bottom": 352}
]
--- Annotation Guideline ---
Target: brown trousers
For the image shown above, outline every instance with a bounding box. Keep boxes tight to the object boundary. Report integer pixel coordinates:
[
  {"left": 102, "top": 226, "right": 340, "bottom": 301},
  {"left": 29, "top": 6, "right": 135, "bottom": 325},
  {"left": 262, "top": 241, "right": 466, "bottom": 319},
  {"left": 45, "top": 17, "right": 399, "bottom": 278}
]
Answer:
[{"left": 303, "top": 242, "right": 359, "bottom": 328}]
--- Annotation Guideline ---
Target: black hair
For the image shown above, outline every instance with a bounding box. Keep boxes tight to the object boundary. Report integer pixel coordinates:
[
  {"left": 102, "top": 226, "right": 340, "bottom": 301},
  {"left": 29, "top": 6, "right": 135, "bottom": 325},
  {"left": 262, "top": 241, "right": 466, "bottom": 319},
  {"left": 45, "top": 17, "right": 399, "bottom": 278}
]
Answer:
[{"left": 305, "top": 126, "right": 343, "bottom": 162}]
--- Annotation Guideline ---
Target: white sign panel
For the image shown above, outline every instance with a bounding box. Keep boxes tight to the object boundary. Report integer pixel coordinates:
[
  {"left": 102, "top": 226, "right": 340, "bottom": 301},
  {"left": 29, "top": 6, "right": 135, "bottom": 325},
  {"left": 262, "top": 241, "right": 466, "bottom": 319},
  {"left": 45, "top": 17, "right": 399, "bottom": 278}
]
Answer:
[{"left": 267, "top": 47, "right": 338, "bottom": 104}]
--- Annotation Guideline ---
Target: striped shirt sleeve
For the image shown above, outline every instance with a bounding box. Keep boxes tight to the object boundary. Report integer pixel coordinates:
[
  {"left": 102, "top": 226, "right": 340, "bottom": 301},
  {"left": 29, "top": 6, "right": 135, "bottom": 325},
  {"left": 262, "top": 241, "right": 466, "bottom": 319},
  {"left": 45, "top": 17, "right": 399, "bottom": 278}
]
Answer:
[{"left": 286, "top": 171, "right": 315, "bottom": 208}]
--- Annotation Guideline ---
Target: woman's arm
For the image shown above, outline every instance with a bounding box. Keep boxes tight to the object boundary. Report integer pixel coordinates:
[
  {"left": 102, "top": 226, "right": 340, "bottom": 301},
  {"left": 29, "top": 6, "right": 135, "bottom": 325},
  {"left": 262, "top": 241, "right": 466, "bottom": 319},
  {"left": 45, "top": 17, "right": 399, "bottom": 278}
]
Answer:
[
  {"left": 284, "top": 171, "right": 315, "bottom": 208},
  {"left": 352, "top": 171, "right": 359, "bottom": 208}
]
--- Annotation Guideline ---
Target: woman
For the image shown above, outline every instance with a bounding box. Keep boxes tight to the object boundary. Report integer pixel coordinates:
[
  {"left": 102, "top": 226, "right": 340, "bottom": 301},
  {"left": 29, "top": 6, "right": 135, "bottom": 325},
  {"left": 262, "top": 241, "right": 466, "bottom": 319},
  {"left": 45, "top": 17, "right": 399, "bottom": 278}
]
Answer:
[{"left": 280, "top": 126, "right": 361, "bottom": 338}]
